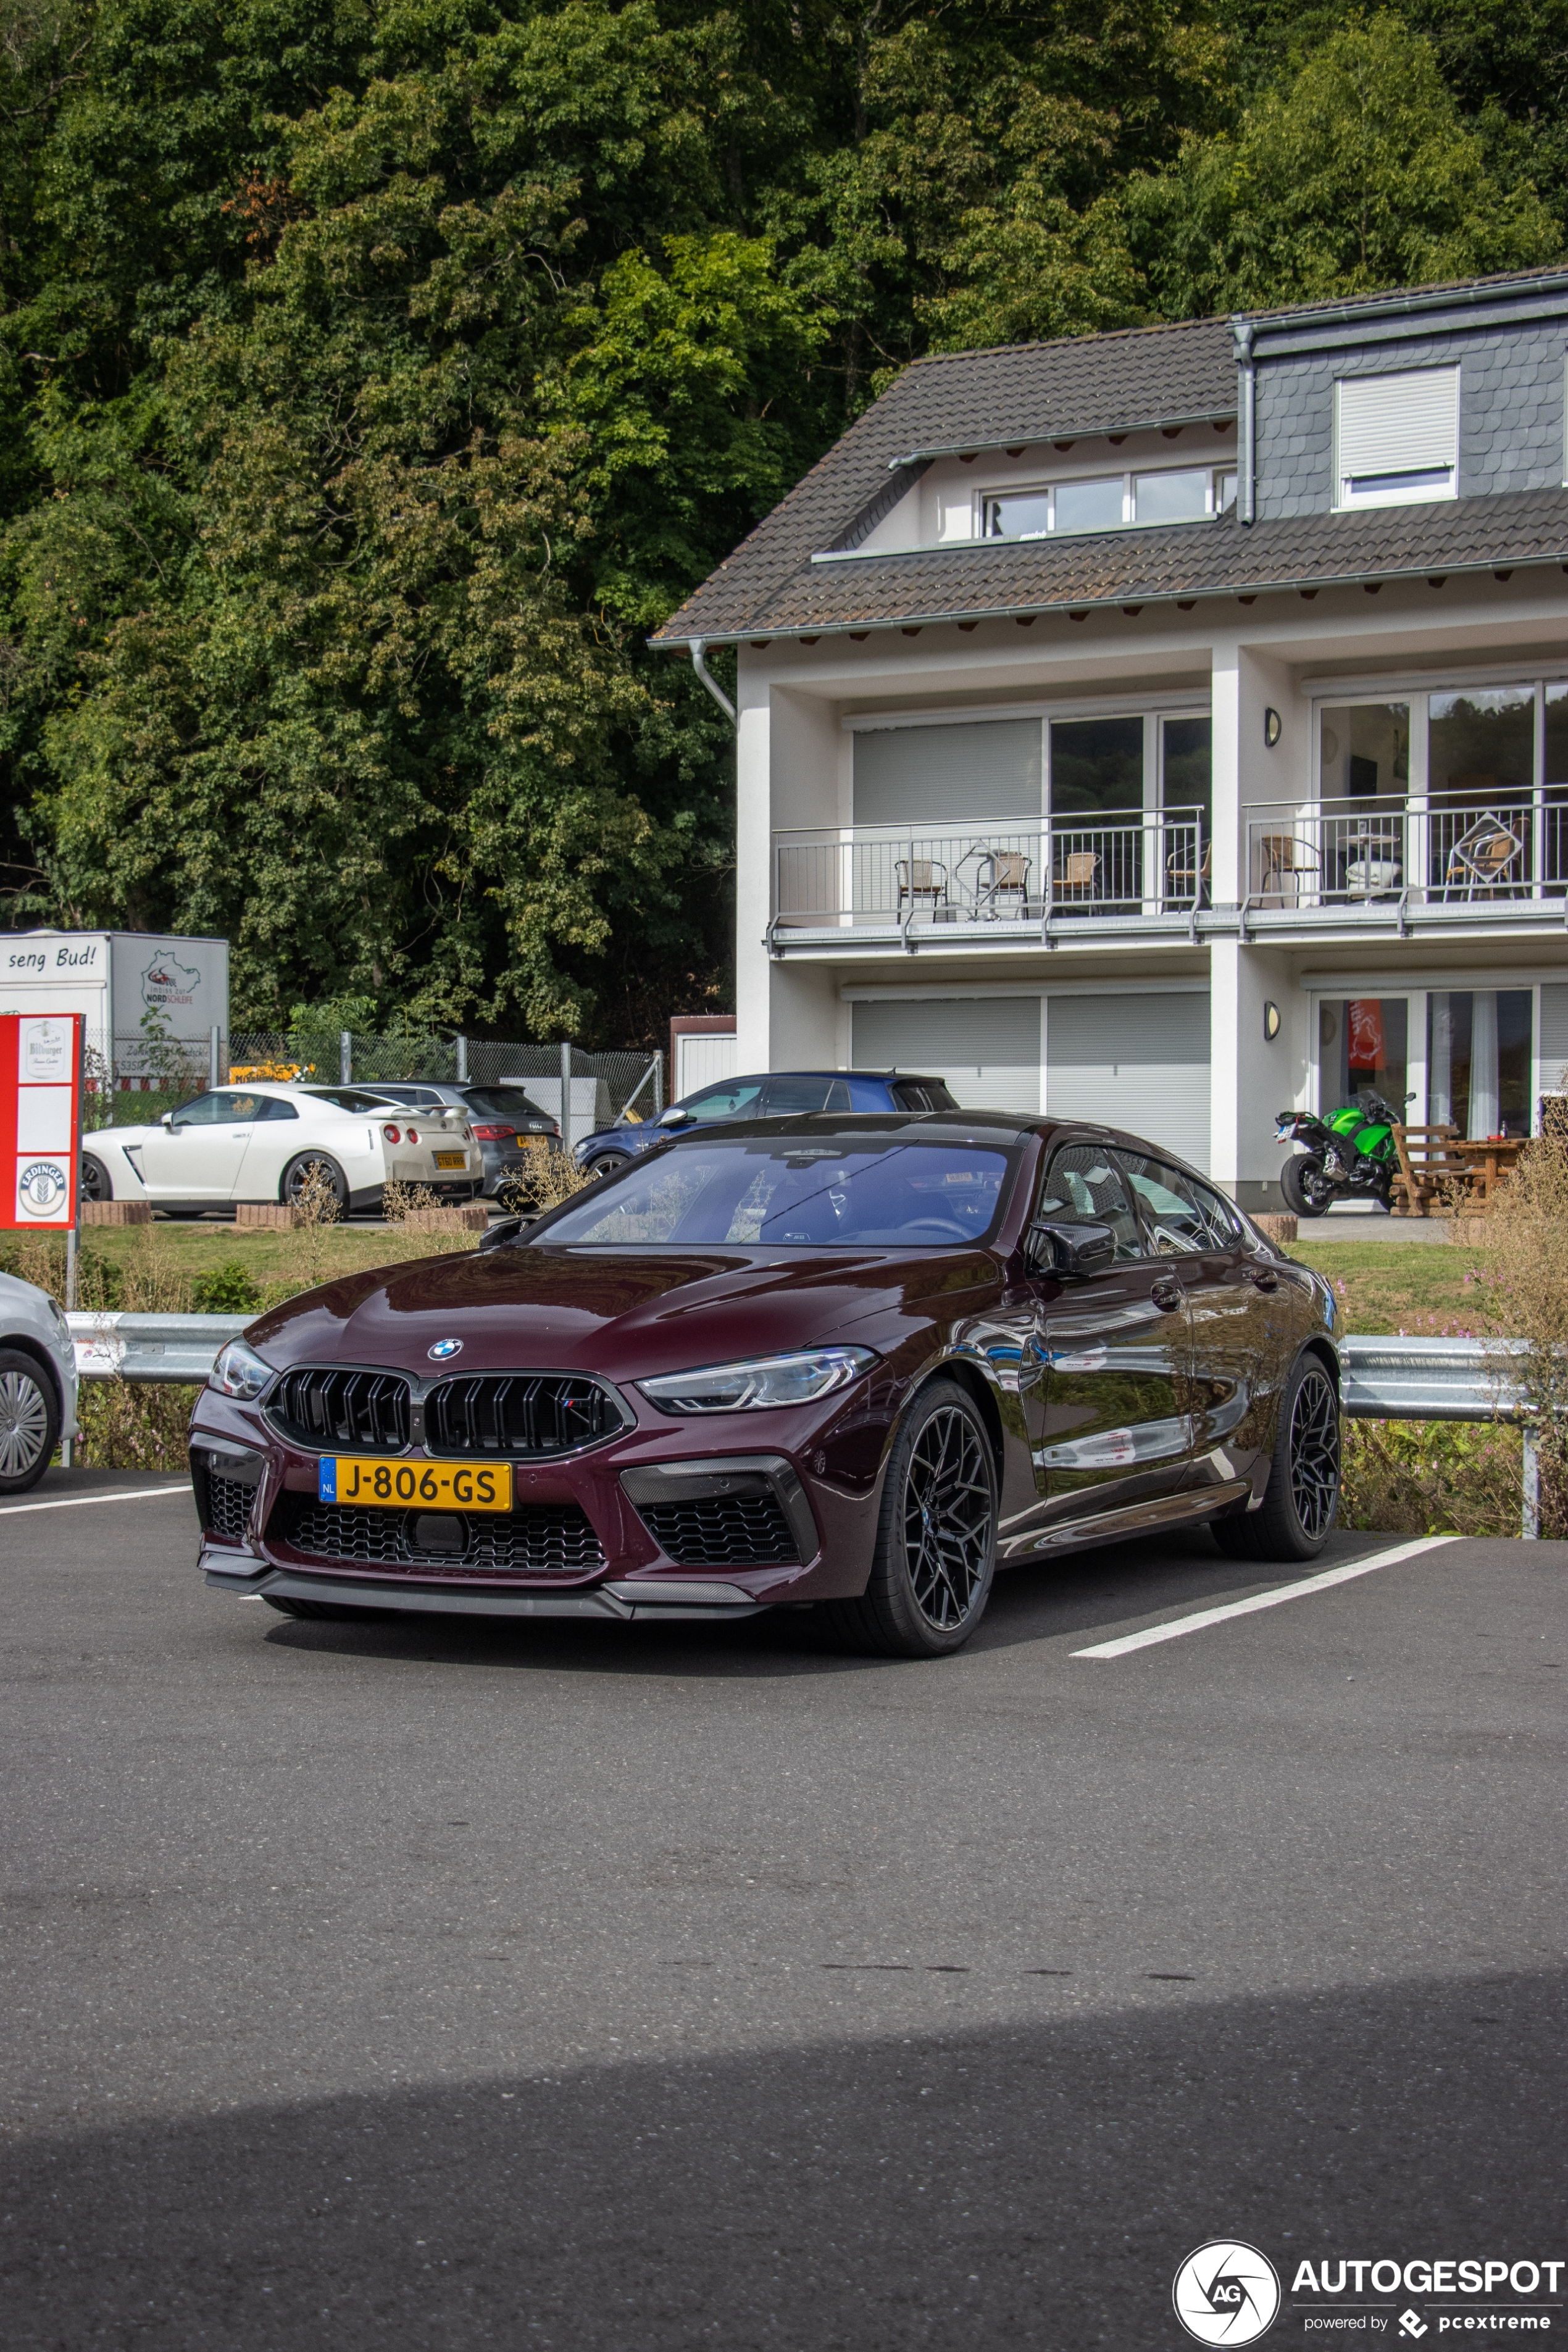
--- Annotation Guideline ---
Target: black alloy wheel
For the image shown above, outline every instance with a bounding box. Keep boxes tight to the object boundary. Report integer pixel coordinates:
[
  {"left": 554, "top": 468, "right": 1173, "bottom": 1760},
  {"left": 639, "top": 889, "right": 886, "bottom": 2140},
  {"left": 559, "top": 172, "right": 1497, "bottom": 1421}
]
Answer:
[
  {"left": 821, "top": 1379, "right": 998, "bottom": 1659},
  {"left": 80, "top": 1153, "right": 110, "bottom": 1204},
  {"left": 586, "top": 1150, "right": 632, "bottom": 1180},
  {"left": 0, "top": 1349, "right": 59, "bottom": 1493},
  {"left": 1280, "top": 1153, "right": 1334, "bottom": 1217},
  {"left": 281, "top": 1153, "right": 349, "bottom": 1214},
  {"left": 1213, "top": 1353, "right": 1341, "bottom": 1562}
]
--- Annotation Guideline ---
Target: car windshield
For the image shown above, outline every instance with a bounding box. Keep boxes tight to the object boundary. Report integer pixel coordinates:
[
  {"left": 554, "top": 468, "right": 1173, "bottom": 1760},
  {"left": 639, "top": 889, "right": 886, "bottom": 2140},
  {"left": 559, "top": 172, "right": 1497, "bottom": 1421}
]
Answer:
[{"left": 541, "top": 1136, "right": 1018, "bottom": 1248}]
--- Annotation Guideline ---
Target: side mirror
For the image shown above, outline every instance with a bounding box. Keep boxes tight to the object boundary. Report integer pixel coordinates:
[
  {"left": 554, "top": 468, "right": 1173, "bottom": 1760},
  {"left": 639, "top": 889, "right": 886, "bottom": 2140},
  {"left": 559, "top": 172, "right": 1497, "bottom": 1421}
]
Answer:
[
  {"left": 477, "top": 1216, "right": 523, "bottom": 1253},
  {"left": 159, "top": 1111, "right": 174, "bottom": 1130},
  {"left": 1025, "top": 1220, "right": 1116, "bottom": 1280},
  {"left": 658, "top": 1106, "right": 690, "bottom": 1126}
]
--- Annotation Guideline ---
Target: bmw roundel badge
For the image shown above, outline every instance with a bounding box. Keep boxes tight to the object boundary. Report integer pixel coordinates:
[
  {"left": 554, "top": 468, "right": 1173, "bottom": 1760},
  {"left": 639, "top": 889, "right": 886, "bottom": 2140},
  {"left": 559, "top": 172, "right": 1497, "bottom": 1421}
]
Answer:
[{"left": 427, "top": 1338, "right": 463, "bottom": 1361}]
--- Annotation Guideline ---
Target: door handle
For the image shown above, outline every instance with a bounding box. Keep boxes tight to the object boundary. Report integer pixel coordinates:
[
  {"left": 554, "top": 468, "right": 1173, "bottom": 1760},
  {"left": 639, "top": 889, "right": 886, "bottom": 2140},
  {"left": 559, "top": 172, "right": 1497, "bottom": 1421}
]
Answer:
[{"left": 1151, "top": 1281, "right": 1182, "bottom": 1313}]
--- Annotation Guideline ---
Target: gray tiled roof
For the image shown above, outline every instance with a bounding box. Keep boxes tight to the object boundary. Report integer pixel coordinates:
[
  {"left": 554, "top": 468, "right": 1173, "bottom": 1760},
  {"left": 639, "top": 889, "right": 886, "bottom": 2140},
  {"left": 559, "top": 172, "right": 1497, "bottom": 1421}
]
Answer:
[
  {"left": 653, "top": 318, "right": 1236, "bottom": 644},
  {"left": 657, "top": 485, "right": 1568, "bottom": 641},
  {"left": 653, "top": 278, "right": 1568, "bottom": 644}
]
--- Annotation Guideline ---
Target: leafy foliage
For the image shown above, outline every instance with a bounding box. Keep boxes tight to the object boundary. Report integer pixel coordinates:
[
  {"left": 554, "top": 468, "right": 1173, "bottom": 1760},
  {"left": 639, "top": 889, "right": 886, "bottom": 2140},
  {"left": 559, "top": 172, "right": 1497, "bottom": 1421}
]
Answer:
[{"left": 0, "top": 0, "right": 1562, "bottom": 1040}]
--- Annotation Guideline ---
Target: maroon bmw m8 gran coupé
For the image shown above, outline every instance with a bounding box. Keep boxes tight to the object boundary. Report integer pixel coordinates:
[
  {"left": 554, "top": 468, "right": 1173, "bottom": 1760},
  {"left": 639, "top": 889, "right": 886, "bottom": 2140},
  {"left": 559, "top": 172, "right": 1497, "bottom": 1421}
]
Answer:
[{"left": 191, "top": 1112, "right": 1340, "bottom": 1658}]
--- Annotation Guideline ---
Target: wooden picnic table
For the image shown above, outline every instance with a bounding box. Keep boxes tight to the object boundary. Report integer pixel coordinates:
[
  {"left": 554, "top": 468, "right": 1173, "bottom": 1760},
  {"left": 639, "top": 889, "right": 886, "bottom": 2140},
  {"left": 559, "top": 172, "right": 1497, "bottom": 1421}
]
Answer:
[{"left": 1445, "top": 1136, "right": 1525, "bottom": 1205}]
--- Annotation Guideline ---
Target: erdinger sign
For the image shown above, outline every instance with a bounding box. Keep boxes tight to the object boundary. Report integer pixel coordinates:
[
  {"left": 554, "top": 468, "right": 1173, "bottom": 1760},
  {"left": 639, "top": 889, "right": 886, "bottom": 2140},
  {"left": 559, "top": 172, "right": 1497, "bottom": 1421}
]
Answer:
[{"left": 0, "top": 1014, "right": 83, "bottom": 1230}]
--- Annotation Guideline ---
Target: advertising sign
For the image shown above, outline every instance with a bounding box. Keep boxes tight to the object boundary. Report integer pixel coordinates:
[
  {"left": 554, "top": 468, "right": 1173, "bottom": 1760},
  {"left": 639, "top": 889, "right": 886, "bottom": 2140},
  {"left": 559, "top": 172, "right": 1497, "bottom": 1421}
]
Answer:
[{"left": 0, "top": 1012, "right": 83, "bottom": 1231}]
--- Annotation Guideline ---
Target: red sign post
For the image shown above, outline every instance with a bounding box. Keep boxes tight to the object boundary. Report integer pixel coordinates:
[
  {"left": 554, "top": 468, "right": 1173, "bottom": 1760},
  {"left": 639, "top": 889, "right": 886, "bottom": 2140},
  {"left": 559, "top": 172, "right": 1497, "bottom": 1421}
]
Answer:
[{"left": 0, "top": 1012, "right": 85, "bottom": 1286}]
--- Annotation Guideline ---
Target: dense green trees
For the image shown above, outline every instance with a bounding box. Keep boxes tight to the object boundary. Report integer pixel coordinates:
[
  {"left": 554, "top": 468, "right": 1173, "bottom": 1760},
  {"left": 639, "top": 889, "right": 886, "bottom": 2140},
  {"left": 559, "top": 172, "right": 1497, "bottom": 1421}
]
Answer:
[{"left": 0, "top": 0, "right": 1562, "bottom": 1039}]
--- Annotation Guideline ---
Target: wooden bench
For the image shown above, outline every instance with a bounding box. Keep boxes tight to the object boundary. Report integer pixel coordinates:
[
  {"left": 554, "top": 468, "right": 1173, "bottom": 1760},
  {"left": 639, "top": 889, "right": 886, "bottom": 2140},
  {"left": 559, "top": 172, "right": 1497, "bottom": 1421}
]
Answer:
[{"left": 1390, "top": 1123, "right": 1472, "bottom": 1217}]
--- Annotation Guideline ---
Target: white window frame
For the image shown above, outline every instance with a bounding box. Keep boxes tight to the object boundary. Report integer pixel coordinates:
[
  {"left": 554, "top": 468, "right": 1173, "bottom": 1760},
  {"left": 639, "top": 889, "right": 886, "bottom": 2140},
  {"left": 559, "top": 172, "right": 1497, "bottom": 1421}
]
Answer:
[
  {"left": 1333, "top": 367, "right": 1459, "bottom": 512},
  {"left": 977, "top": 465, "right": 1233, "bottom": 541}
]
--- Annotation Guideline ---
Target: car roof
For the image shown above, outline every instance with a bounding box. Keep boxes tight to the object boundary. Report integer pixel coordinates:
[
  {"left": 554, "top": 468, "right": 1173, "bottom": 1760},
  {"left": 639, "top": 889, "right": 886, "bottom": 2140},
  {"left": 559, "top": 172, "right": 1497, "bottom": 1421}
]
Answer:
[{"left": 652, "top": 1107, "right": 1218, "bottom": 1181}]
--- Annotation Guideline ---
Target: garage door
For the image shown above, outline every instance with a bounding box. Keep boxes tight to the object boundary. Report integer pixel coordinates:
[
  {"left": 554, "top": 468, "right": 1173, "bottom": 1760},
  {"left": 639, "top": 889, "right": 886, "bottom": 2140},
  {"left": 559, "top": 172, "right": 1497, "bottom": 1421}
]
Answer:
[
  {"left": 1046, "top": 992, "right": 1211, "bottom": 1169},
  {"left": 851, "top": 998, "right": 1042, "bottom": 1115}
]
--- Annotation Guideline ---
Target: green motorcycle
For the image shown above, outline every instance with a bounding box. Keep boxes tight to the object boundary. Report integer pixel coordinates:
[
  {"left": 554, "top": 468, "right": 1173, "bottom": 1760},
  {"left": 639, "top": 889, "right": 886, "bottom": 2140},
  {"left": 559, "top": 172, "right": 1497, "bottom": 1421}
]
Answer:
[{"left": 1275, "top": 1091, "right": 1413, "bottom": 1217}]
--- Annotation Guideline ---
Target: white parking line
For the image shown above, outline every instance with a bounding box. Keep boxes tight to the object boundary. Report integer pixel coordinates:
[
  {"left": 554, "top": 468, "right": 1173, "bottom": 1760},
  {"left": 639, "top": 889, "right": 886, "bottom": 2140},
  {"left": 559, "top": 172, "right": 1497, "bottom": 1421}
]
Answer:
[
  {"left": 1071, "top": 1535, "right": 1460, "bottom": 1658},
  {"left": 0, "top": 1485, "right": 189, "bottom": 1518}
]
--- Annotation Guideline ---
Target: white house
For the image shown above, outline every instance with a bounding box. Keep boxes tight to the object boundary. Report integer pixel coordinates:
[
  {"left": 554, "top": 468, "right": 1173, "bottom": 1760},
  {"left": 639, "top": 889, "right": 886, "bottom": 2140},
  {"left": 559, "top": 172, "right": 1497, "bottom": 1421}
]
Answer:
[{"left": 654, "top": 267, "right": 1568, "bottom": 1208}]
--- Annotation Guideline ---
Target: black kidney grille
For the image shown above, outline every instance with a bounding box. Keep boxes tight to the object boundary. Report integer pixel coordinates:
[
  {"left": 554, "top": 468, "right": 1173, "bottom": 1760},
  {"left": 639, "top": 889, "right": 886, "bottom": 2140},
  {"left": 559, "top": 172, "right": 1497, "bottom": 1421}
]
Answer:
[
  {"left": 270, "top": 1369, "right": 411, "bottom": 1453},
  {"left": 204, "top": 1473, "right": 254, "bottom": 1543},
  {"left": 270, "top": 1493, "right": 605, "bottom": 1579},
  {"left": 636, "top": 1493, "right": 799, "bottom": 1568},
  {"left": 425, "top": 1374, "right": 624, "bottom": 1458}
]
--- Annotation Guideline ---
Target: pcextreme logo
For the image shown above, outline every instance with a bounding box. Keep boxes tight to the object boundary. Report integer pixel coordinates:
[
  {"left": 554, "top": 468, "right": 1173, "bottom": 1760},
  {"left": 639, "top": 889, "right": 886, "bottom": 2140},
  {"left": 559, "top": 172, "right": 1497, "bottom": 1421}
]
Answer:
[{"left": 1174, "top": 2243, "right": 1283, "bottom": 2345}]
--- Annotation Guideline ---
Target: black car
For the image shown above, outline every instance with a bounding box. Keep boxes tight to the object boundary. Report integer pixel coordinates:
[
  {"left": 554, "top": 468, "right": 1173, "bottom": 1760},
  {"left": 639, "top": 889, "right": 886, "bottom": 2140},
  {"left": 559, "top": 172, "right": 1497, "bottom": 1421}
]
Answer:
[{"left": 194, "top": 1114, "right": 1341, "bottom": 1658}]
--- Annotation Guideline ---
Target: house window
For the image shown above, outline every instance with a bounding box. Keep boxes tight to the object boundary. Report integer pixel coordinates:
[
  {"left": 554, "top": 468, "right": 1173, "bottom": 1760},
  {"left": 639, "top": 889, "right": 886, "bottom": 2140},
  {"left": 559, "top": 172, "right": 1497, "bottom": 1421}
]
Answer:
[
  {"left": 1334, "top": 368, "right": 1458, "bottom": 509},
  {"left": 1319, "top": 704, "right": 1409, "bottom": 804},
  {"left": 981, "top": 467, "right": 1230, "bottom": 540}
]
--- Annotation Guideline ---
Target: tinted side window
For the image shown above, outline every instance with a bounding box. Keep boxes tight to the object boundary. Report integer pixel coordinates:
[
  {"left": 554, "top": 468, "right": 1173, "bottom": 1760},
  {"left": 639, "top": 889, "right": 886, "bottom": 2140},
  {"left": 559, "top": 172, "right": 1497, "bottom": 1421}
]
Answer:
[
  {"left": 1119, "top": 1153, "right": 1235, "bottom": 1254},
  {"left": 1036, "top": 1144, "right": 1143, "bottom": 1261},
  {"left": 762, "top": 1075, "right": 850, "bottom": 1115},
  {"left": 681, "top": 1080, "right": 766, "bottom": 1120},
  {"left": 257, "top": 1096, "right": 300, "bottom": 1121},
  {"left": 169, "top": 1094, "right": 222, "bottom": 1127}
]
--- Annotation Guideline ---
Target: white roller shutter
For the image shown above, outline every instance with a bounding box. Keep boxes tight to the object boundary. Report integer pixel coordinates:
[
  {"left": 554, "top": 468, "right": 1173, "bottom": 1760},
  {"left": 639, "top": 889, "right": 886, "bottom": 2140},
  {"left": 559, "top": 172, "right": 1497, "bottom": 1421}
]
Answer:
[
  {"left": 676, "top": 1031, "right": 738, "bottom": 1095},
  {"left": 1540, "top": 983, "right": 1568, "bottom": 1097},
  {"left": 852, "top": 997, "right": 1042, "bottom": 1115},
  {"left": 853, "top": 720, "right": 1042, "bottom": 827},
  {"left": 1335, "top": 369, "right": 1457, "bottom": 501},
  {"left": 1046, "top": 992, "right": 1211, "bottom": 1169}
]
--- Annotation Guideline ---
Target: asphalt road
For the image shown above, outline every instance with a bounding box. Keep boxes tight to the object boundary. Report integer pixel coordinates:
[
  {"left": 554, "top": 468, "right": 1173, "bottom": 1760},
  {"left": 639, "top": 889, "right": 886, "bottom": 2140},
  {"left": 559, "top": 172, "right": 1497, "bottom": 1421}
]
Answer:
[{"left": 1, "top": 1472, "right": 1564, "bottom": 2350}]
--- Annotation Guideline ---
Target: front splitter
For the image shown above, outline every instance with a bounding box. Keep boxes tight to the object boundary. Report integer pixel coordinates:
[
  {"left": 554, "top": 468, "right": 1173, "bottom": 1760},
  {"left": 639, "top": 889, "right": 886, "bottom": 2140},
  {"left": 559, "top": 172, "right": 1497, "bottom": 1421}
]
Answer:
[{"left": 204, "top": 1564, "right": 766, "bottom": 1622}]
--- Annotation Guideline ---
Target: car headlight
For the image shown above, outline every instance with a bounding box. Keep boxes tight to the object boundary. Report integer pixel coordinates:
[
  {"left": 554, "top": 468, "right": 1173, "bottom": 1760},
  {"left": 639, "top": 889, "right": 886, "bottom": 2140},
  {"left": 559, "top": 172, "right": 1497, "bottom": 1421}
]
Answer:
[
  {"left": 637, "top": 1346, "right": 876, "bottom": 1415},
  {"left": 207, "top": 1338, "right": 277, "bottom": 1401}
]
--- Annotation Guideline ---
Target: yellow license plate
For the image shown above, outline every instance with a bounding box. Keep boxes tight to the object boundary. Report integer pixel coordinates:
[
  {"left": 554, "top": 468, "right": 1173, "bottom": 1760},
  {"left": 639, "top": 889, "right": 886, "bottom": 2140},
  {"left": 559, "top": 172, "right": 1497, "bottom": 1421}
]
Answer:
[
  {"left": 433, "top": 1151, "right": 467, "bottom": 1170},
  {"left": 318, "top": 1457, "right": 513, "bottom": 1511}
]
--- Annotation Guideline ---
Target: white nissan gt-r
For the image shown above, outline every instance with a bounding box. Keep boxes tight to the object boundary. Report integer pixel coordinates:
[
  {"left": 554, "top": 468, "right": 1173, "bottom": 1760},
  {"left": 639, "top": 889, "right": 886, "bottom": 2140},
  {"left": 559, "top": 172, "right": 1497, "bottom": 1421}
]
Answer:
[{"left": 80, "top": 1084, "right": 483, "bottom": 1217}]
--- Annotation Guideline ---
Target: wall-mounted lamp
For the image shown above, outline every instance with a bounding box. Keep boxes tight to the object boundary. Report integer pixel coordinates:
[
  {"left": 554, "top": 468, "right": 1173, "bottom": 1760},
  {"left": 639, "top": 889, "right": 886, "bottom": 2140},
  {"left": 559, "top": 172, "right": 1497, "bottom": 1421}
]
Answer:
[
  {"left": 1264, "top": 707, "right": 1283, "bottom": 748},
  {"left": 1263, "top": 1001, "right": 1282, "bottom": 1042}
]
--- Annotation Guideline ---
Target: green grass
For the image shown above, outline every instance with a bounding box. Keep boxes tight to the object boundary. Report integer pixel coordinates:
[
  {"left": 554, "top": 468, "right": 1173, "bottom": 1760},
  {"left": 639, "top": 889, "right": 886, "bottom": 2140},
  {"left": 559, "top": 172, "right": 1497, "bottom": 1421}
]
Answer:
[{"left": 1285, "top": 1237, "right": 1487, "bottom": 1335}]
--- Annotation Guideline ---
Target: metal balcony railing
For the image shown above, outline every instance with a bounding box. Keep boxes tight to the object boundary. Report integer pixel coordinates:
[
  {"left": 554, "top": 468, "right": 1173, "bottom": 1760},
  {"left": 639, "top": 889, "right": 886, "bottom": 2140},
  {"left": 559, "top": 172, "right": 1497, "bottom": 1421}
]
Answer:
[
  {"left": 1245, "top": 793, "right": 1568, "bottom": 917},
  {"left": 771, "top": 809, "right": 1207, "bottom": 936}
]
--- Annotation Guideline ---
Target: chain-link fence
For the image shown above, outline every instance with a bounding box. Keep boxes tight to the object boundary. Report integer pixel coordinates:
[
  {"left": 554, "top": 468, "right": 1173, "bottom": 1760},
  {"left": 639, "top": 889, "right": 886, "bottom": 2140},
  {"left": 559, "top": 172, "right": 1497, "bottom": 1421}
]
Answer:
[{"left": 82, "top": 1030, "right": 664, "bottom": 1137}]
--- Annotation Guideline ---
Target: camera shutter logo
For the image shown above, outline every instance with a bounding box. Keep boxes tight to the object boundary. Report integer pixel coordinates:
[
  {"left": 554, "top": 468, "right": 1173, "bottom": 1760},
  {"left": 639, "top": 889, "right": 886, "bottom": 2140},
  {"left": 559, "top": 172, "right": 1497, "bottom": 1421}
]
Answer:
[{"left": 1173, "top": 2241, "right": 1282, "bottom": 2345}]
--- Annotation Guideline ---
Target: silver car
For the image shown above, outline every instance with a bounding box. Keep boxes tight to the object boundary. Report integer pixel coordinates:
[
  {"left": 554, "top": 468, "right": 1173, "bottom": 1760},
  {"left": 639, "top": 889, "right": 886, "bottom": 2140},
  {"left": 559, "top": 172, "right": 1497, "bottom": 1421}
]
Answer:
[{"left": 0, "top": 1270, "right": 78, "bottom": 1492}]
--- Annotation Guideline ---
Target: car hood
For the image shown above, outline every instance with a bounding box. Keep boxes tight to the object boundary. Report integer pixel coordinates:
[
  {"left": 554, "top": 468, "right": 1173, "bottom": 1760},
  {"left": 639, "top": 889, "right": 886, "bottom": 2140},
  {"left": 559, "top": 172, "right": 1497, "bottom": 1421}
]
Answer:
[{"left": 245, "top": 1241, "right": 1001, "bottom": 1380}]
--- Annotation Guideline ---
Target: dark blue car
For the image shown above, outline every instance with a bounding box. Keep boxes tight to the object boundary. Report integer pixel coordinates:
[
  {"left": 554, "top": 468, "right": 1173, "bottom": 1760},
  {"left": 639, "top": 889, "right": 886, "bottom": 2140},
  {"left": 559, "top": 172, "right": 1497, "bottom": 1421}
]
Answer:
[{"left": 573, "top": 1069, "right": 959, "bottom": 1178}]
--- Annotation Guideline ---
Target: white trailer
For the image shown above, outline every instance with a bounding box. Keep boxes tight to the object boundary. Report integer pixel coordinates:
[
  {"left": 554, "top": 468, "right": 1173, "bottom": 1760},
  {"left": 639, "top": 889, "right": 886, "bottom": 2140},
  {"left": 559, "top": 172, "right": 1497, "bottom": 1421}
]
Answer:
[{"left": 0, "top": 931, "right": 230, "bottom": 1085}]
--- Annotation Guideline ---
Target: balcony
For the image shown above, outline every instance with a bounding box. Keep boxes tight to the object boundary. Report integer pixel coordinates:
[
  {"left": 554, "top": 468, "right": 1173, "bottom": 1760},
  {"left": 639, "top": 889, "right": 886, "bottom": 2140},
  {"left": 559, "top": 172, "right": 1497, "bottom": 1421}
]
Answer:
[
  {"left": 1241, "top": 794, "right": 1568, "bottom": 937},
  {"left": 769, "top": 809, "right": 1207, "bottom": 954}
]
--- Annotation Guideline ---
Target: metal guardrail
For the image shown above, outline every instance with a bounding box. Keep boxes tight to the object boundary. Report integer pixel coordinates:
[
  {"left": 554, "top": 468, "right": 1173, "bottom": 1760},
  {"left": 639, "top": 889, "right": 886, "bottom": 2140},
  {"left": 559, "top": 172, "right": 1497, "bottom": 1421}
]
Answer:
[
  {"left": 68, "top": 1312, "right": 251, "bottom": 1384},
  {"left": 66, "top": 1319, "right": 1553, "bottom": 1535},
  {"left": 1339, "top": 1334, "right": 1525, "bottom": 1420}
]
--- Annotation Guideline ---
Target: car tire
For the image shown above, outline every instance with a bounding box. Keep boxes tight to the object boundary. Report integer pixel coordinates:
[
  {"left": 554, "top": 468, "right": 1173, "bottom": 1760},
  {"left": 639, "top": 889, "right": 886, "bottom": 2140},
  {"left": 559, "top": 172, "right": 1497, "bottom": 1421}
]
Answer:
[
  {"left": 819, "top": 1378, "right": 997, "bottom": 1659},
  {"left": 1280, "top": 1154, "right": 1333, "bottom": 1217},
  {"left": 1211, "top": 1352, "right": 1341, "bottom": 1564},
  {"left": 585, "top": 1151, "right": 631, "bottom": 1180},
  {"left": 281, "top": 1153, "right": 349, "bottom": 1214},
  {"left": 80, "top": 1153, "right": 111, "bottom": 1205},
  {"left": 0, "top": 1348, "right": 59, "bottom": 1493}
]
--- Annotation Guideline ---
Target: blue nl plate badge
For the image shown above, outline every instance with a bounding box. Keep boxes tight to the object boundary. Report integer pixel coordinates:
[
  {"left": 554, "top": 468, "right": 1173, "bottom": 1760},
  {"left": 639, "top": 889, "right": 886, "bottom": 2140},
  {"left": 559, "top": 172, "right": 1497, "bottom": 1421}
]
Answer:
[{"left": 317, "top": 1457, "right": 338, "bottom": 1502}]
